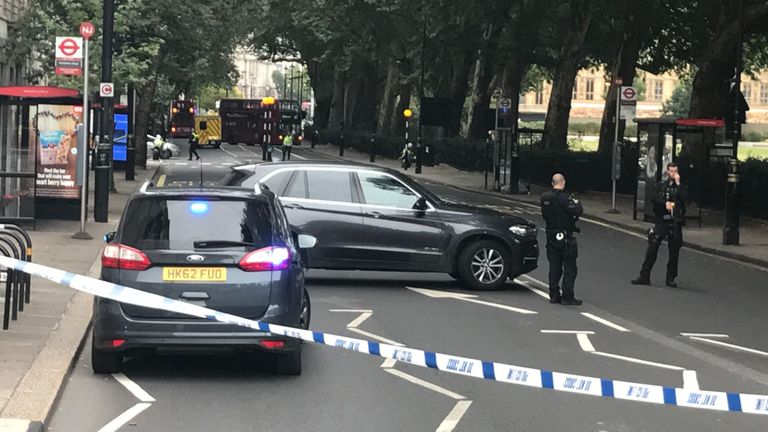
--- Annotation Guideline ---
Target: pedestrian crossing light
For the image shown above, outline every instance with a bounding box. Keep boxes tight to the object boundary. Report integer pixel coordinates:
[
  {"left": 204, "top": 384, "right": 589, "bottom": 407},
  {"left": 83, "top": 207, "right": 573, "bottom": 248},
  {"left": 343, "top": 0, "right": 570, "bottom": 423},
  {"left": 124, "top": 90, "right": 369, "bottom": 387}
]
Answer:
[{"left": 403, "top": 109, "right": 413, "bottom": 119}]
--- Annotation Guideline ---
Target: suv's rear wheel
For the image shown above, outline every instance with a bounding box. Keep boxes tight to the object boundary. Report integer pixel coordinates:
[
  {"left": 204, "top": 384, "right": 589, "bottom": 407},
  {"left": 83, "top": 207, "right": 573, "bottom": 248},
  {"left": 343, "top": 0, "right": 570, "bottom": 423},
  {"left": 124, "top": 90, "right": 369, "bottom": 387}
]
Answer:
[
  {"left": 458, "top": 239, "right": 511, "bottom": 291},
  {"left": 91, "top": 334, "right": 122, "bottom": 374},
  {"left": 299, "top": 289, "right": 311, "bottom": 330},
  {"left": 272, "top": 347, "right": 302, "bottom": 375}
]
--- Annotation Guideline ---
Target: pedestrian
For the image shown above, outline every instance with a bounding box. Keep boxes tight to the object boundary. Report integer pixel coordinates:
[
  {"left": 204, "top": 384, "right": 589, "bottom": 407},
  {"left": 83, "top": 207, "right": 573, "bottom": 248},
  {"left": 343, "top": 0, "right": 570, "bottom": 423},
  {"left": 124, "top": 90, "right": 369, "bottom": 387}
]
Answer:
[
  {"left": 311, "top": 128, "right": 318, "bottom": 149},
  {"left": 282, "top": 132, "right": 293, "bottom": 161},
  {"left": 631, "top": 162, "right": 688, "bottom": 287},
  {"left": 188, "top": 131, "right": 200, "bottom": 161},
  {"left": 540, "top": 173, "right": 584, "bottom": 305}
]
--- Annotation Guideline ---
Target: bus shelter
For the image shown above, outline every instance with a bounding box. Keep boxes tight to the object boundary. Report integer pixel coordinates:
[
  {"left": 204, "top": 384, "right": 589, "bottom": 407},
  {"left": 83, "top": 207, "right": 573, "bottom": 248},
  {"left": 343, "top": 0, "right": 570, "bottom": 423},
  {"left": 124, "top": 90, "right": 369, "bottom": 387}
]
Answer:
[
  {"left": 0, "top": 86, "right": 84, "bottom": 225},
  {"left": 634, "top": 118, "right": 728, "bottom": 225}
]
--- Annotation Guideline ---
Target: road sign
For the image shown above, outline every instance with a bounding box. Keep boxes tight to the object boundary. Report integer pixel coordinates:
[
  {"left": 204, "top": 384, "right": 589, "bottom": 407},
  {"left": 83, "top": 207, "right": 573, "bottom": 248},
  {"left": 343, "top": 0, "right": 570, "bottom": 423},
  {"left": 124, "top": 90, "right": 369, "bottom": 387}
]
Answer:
[
  {"left": 100, "top": 82, "right": 114, "bottom": 98},
  {"left": 500, "top": 98, "right": 512, "bottom": 108},
  {"left": 621, "top": 86, "right": 638, "bottom": 101},
  {"left": 613, "top": 77, "right": 623, "bottom": 85},
  {"left": 54, "top": 36, "right": 83, "bottom": 76},
  {"left": 79, "top": 22, "right": 96, "bottom": 40}
]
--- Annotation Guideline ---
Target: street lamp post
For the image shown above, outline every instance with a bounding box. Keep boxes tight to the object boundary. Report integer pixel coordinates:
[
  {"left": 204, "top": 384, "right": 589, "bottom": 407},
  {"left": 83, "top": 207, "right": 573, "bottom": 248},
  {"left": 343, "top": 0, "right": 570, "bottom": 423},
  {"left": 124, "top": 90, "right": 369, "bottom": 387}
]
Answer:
[
  {"left": 416, "top": 17, "right": 427, "bottom": 174},
  {"left": 723, "top": 0, "right": 744, "bottom": 246},
  {"left": 94, "top": 0, "right": 114, "bottom": 223}
]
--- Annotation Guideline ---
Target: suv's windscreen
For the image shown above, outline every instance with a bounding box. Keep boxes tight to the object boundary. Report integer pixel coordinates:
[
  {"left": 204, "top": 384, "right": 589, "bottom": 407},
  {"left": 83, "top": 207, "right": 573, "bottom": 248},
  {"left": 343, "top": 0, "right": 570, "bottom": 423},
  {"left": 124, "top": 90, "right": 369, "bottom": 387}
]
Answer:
[{"left": 120, "top": 197, "right": 273, "bottom": 251}]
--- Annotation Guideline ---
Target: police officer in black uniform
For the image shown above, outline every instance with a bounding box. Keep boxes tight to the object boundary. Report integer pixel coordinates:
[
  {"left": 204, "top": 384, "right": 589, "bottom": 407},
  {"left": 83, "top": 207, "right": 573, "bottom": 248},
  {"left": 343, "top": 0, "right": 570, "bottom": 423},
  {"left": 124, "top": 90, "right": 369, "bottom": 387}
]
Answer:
[
  {"left": 540, "top": 173, "right": 584, "bottom": 305},
  {"left": 632, "top": 162, "right": 688, "bottom": 287}
]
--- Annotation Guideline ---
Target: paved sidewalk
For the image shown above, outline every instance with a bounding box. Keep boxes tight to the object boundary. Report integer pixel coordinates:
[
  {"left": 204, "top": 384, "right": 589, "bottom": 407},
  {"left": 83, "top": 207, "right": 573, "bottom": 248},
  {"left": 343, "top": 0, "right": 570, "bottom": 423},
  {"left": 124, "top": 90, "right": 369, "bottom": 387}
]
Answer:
[
  {"left": 299, "top": 144, "right": 768, "bottom": 268},
  {"left": 0, "top": 166, "right": 156, "bottom": 429}
]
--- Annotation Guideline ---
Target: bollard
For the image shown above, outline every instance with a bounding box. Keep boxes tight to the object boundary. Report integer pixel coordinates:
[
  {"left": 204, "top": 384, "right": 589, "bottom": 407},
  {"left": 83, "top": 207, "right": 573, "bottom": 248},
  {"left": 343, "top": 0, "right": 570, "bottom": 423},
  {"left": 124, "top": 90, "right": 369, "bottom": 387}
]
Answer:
[{"left": 0, "top": 244, "right": 13, "bottom": 330}]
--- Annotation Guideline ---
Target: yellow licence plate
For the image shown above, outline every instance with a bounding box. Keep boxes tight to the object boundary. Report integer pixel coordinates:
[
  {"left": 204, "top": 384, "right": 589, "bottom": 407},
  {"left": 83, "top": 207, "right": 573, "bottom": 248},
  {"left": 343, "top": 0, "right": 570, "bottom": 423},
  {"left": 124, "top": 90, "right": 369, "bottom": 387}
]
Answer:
[{"left": 162, "top": 267, "right": 227, "bottom": 282}]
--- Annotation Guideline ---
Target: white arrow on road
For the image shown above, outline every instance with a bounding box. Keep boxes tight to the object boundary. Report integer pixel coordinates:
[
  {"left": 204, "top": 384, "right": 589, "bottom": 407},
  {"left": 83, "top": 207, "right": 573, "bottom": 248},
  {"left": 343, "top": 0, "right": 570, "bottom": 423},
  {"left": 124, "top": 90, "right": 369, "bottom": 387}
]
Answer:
[{"left": 407, "top": 287, "right": 537, "bottom": 314}]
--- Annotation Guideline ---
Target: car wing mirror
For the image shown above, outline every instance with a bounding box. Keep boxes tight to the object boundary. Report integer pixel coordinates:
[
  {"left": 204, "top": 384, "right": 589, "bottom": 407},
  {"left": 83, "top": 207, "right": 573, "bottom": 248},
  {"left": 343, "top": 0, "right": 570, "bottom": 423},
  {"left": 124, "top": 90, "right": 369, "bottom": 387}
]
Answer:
[
  {"left": 412, "top": 197, "right": 429, "bottom": 212},
  {"left": 104, "top": 231, "right": 116, "bottom": 243},
  {"left": 297, "top": 234, "right": 317, "bottom": 249}
]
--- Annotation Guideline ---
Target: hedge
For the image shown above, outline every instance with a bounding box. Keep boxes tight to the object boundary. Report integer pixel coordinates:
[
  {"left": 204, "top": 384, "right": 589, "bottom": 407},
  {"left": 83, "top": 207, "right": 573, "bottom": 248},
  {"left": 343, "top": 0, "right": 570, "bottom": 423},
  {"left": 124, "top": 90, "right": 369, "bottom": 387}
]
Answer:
[{"left": 317, "top": 129, "right": 768, "bottom": 218}]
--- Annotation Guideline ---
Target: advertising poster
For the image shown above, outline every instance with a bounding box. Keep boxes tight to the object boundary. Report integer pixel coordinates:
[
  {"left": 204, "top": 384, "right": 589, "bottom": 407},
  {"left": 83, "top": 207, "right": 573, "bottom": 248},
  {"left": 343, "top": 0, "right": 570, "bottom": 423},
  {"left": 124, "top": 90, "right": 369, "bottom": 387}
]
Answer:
[
  {"left": 34, "top": 105, "right": 82, "bottom": 199},
  {"left": 113, "top": 113, "right": 128, "bottom": 162}
]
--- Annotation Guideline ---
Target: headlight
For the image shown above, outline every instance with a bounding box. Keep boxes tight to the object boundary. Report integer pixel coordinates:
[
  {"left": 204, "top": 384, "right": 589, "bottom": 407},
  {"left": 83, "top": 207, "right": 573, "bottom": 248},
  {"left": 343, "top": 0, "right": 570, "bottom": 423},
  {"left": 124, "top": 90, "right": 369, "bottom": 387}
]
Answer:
[{"left": 509, "top": 225, "right": 534, "bottom": 236}]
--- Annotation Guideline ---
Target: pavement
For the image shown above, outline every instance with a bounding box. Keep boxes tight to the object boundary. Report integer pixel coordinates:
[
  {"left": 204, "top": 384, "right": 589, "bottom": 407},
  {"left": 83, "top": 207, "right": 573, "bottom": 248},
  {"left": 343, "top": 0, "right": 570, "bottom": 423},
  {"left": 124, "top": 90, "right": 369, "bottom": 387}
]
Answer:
[
  {"left": 32, "top": 142, "right": 768, "bottom": 431},
  {"left": 302, "top": 143, "right": 768, "bottom": 269},
  {"left": 0, "top": 164, "right": 157, "bottom": 431}
]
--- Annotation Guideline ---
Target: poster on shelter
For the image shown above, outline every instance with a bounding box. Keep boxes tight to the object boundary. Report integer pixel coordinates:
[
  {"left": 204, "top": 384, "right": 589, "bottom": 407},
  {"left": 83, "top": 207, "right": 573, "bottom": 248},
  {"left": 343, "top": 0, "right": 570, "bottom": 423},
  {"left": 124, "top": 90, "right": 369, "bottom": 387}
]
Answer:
[{"left": 33, "top": 105, "right": 82, "bottom": 199}]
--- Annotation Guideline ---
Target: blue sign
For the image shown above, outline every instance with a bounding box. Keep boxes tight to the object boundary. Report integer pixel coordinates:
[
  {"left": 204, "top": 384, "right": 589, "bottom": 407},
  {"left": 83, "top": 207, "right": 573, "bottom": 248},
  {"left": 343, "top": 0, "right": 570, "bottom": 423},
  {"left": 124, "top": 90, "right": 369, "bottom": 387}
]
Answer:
[{"left": 113, "top": 113, "right": 128, "bottom": 161}]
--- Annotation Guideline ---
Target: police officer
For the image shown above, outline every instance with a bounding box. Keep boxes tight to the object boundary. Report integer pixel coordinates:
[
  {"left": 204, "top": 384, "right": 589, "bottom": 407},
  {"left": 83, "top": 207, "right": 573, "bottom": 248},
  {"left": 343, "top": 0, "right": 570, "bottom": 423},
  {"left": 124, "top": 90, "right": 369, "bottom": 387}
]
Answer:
[
  {"left": 540, "top": 173, "right": 584, "bottom": 305},
  {"left": 282, "top": 131, "right": 294, "bottom": 161},
  {"left": 188, "top": 131, "right": 201, "bottom": 161},
  {"left": 631, "top": 162, "right": 688, "bottom": 287}
]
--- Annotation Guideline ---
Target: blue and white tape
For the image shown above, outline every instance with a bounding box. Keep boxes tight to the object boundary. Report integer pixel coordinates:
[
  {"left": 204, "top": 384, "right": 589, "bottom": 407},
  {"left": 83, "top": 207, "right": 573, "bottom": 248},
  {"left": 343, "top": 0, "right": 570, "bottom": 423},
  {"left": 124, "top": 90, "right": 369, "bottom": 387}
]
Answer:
[{"left": 2, "top": 255, "right": 767, "bottom": 416}]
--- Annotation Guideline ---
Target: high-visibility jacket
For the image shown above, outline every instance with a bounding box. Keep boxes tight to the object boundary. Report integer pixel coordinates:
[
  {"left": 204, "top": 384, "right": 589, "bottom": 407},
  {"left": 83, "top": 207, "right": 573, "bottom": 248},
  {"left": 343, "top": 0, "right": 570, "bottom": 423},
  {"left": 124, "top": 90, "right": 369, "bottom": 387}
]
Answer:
[{"left": 283, "top": 135, "right": 293, "bottom": 147}]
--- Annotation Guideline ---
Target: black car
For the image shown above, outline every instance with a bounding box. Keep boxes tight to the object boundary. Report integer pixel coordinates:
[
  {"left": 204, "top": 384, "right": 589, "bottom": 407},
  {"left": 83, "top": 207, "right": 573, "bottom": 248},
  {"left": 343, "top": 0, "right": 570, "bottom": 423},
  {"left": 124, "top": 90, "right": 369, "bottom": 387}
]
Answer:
[
  {"left": 93, "top": 183, "right": 315, "bottom": 375},
  {"left": 222, "top": 161, "right": 539, "bottom": 290}
]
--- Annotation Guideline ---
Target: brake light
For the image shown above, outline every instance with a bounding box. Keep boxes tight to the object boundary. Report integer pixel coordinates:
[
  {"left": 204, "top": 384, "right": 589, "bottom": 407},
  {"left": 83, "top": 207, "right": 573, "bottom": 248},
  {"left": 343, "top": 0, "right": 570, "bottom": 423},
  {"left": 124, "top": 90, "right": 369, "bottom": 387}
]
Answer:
[
  {"left": 239, "top": 246, "right": 290, "bottom": 272},
  {"left": 260, "top": 340, "right": 285, "bottom": 349},
  {"left": 102, "top": 244, "right": 152, "bottom": 271},
  {"left": 111, "top": 339, "right": 126, "bottom": 348}
]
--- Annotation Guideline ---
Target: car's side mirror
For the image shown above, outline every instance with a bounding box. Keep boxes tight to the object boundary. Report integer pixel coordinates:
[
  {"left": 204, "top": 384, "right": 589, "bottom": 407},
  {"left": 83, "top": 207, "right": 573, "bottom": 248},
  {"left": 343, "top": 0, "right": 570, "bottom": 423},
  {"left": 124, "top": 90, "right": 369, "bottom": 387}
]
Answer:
[
  {"left": 104, "top": 231, "right": 116, "bottom": 243},
  {"left": 297, "top": 234, "right": 317, "bottom": 249},
  {"left": 412, "top": 197, "right": 429, "bottom": 212}
]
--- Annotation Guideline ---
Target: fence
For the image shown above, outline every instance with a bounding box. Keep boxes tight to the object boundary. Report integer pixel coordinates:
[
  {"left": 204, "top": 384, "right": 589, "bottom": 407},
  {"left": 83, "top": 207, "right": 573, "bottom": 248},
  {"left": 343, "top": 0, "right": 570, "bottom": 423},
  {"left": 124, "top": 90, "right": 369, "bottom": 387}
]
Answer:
[{"left": 0, "top": 224, "right": 32, "bottom": 330}]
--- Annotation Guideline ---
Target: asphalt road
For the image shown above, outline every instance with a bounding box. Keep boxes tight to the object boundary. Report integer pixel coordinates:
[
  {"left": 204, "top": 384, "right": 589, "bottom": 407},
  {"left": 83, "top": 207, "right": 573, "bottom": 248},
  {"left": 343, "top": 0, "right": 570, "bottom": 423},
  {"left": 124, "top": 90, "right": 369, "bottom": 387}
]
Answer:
[{"left": 47, "top": 141, "right": 768, "bottom": 431}]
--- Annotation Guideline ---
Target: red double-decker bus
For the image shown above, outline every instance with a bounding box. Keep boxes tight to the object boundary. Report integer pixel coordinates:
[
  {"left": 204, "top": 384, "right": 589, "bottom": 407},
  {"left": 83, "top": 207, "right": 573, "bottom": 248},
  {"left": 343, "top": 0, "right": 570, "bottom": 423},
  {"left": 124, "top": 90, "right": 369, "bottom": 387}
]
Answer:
[
  {"left": 219, "top": 98, "right": 280, "bottom": 146},
  {"left": 169, "top": 100, "right": 195, "bottom": 138}
]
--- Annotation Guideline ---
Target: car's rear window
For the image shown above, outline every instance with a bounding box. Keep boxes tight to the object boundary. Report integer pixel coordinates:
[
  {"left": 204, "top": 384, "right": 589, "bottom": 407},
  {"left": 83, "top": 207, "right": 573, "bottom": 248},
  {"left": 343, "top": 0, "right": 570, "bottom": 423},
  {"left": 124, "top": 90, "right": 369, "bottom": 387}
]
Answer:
[{"left": 120, "top": 197, "right": 273, "bottom": 251}]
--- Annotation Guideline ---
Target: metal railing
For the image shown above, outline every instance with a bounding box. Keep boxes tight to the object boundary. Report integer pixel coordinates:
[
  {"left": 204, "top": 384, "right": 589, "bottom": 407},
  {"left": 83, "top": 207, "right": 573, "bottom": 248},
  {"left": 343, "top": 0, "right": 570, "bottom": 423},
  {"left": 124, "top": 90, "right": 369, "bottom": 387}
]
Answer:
[{"left": 0, "top": 223, "right": 32, "bottom": 330}]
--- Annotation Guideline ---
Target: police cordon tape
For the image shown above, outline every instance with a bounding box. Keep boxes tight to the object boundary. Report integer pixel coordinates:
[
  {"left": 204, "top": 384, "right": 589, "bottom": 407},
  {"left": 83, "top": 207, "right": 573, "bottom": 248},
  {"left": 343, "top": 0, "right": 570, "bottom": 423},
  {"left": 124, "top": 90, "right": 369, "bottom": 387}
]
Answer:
[{"left": 3, "top": 255, "right": 768, "bottom": 416}]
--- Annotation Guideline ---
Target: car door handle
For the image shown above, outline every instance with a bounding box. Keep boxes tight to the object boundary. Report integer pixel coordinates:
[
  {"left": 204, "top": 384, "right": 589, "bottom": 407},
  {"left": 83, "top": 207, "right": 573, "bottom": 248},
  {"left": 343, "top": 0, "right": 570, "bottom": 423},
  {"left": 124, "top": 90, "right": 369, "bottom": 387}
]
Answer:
[
  {"left": 366, "top": 211, "right": 381, "bottom": 218},
  {"left": 283, "top": 203, "right": 304, "bottom": 210}
]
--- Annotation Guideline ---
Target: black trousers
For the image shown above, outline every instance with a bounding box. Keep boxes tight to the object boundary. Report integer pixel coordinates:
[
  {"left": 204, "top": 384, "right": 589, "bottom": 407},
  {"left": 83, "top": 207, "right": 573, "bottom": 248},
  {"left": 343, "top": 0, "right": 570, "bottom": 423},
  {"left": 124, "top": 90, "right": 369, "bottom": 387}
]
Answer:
[
  {"left": 547, "top": 242, "right": 578, "bottom": 301},
  {"left": 640, "top": 221, "right": 683, "bottom": 281},
  {"left": 283, "top": 146, "right": 292, "bottom": 160},
  {"left": 188, "top": 145, "right": 200, "bottom": 160},
  {"left": 261, "top": 144, "right": 268, "bottom": 161}
]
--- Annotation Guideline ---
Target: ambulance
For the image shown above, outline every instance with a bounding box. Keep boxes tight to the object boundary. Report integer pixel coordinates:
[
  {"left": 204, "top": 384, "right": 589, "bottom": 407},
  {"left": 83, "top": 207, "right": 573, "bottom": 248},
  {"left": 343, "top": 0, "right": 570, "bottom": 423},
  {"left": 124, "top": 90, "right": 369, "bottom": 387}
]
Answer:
[{"left": 194, "top": 115, "right": 222, "bottom": 148}]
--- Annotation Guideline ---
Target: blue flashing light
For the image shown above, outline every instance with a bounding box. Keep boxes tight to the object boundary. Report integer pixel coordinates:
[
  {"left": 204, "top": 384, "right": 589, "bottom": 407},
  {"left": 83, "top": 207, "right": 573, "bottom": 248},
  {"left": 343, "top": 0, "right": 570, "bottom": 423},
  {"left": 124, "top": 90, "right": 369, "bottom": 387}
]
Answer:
[{"left": 189, "top": 201, "right": 209, "bottom": 215}]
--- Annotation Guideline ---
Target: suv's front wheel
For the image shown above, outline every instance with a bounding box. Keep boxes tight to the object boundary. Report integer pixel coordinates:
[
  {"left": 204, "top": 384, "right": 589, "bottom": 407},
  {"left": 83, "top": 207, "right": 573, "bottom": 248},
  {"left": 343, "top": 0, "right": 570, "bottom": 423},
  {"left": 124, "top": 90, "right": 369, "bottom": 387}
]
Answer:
[{"left": 457, "top": 239, "right": 512, "bottom": 291}]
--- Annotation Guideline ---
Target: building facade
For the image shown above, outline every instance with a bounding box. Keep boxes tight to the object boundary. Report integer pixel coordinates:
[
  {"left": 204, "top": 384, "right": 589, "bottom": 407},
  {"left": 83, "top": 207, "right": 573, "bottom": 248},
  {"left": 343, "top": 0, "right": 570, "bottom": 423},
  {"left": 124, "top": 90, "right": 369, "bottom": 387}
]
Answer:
[
  {"left": 520, "top": 68, "right": 768, "bottom": 124},
  {"left": 232, "top": 48, "right": 283, "bottom": 99}
]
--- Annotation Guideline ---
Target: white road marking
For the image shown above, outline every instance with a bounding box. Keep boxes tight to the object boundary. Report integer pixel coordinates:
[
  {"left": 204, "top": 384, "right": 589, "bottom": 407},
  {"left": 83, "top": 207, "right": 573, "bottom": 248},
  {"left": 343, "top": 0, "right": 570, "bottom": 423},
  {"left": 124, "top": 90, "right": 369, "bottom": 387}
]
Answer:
[
  {"left": 540, "top": 330, "right": 595, "bottom": 334},
  {"left": 683, "top": 370, "right": 700, "bottom": 390},
  {"left": 112, "top": 372, "right": 156, "bottom": 402},
  {"left": 515, "top": 279, "right": 549, "bottom": 299},
  {"left": 680, "top": 333, "right": 729, "bottom": 338},
  {"left": 329, "top": 308, "right": 373, "bottom": 313},
  {"left": 407, "top": 286, "right": 537, "bottom": 314},
  {"left": 581, "top": 312, "right": 630, "bottom": 332},
  {"left": 435, "top": 400, "right": 473, "bottom": 432},
  {"left": 380, "top": 358, "right": 397, "bottom": 368},
  {"left": 590, "top": 352, "right": 685, "bottom": 371},
  {"left": 384, "top": 368, "right": 466, "bottom": 400},
  {"left": 347, "top": 327, "right": 405, "bottom": 347},
  {"left": 238, "top": 144, "right": 258, "bottom": 155},
  {"left": 174, "top": 162, "right": 188, "bottom": 166},
  {"left": 347, "top": 312, "right": 373, "bottom": 329},
  {"left": 577, "top": 333, "right": 596, "bottom": 352},
  {"left": 219, "top": 146, "right": 239, "bottom": 158},
  {"left": 519, "top": 274, "right": 548, "bottom": 289},
  {"left": 688, "top": 336, "right": 768, "bottom": 357},
  {"left": 97, "top": 402, "right": 152, "bottom": 432}
]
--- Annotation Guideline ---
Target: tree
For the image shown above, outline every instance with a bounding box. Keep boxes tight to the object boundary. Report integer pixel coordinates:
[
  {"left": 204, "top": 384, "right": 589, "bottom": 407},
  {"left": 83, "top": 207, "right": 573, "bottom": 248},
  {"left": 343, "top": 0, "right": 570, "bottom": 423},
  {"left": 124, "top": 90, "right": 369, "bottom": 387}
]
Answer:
[{"left": 662, "top": 73, "right": 694, "bottom": 118}]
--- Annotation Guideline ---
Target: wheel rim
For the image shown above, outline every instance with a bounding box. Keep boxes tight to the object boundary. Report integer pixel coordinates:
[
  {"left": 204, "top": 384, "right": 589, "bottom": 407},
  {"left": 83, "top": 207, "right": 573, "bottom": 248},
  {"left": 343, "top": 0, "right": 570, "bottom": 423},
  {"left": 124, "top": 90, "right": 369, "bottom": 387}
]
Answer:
[
  {"left": 299, "top": 293, "right": 310, "bottom": 329},
  {"left": 470, "top": 248, "right": 504, "bottom": 284}
]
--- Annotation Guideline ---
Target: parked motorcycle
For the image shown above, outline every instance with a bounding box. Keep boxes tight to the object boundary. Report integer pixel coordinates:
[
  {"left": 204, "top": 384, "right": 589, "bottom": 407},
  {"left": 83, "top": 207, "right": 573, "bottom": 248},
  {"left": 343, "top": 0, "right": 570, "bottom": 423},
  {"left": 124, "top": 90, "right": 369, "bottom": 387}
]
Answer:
[{"left": 147, "top": 135, "right": 176, "bottom": 160}]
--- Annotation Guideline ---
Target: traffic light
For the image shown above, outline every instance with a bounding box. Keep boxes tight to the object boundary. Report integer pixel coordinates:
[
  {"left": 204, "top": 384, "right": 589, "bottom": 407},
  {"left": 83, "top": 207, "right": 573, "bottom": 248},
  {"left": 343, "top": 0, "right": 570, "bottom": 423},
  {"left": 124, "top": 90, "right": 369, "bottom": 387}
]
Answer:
[{"left": 403, "top": 108, "right": 413, "bottom": 119}]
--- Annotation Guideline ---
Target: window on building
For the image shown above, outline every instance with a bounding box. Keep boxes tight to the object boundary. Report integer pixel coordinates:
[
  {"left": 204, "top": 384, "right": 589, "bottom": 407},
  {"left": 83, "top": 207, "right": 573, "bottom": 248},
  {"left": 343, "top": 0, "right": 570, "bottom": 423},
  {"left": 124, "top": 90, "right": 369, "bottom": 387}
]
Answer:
[
  {"left": 651, "top": 80, "right": 664, "bottom": 102},
  {"left": 572, "top": 79, "right": 580, "bottom": 100},
  {"left": 742, "top": 83, "right": 753, "bottom": 103},
  {"left": 760, "top": 83, "right": 768, "bottom": 105},
  {"left": 585, "top": 79, "right": 595, "bottom": 100},
  {"left": 535, "top": 83, "right": 544, "bottom": 105}
]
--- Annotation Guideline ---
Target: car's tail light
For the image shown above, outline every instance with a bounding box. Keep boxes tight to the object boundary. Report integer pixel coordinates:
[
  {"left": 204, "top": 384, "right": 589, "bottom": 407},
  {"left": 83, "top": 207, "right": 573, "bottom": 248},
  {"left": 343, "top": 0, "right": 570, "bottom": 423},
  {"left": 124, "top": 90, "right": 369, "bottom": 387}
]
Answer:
[
  {"left": 239, "top": 246, "right": 290, "bottom": 272},
  {"left": 111, "top": 339, "right": 126, "bottom": 348},
  {"left": 260, "top": 340, "right": 285, "bottom": 349},
  {"left": 102, "top": 243, "right": 152, "bottom": 271}
]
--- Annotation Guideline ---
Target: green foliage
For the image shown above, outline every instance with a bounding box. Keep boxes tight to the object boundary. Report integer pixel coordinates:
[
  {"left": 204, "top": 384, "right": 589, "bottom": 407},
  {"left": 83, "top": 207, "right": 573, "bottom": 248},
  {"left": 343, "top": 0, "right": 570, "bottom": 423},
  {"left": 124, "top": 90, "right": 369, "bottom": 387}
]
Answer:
[{"left": 661, "top": 77, "right": 692, "bottom": 118}]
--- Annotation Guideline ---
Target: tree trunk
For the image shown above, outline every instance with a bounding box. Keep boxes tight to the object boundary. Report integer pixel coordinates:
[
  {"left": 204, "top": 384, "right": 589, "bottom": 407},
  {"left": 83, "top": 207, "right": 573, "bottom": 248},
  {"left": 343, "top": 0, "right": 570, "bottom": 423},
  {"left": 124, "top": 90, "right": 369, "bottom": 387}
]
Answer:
[
  {"left": 464, "top": 23, "right": 500, "bottom": 140},
  {"left": 501, "top": 58, "right": 529, "bottom": 128},
  {"left": 134, "top": 77, "right": 159, "bottom": 169},
  {"left": 597, "top": 35, "right": 642, "bottom": 154},
  {"left": 327, "top": 67, "right": 345, "bottom": 130},
  {"left": 541, "top": 7, "right": 593, "bottom": 152},
  {"left": 307, "top": 59, "right": 335, "bottom": 130},
  {"left": 377, "top": 60, "right": 398, "bottom": 133},
  {"left": 446, "top": 52, "right": 473, "bottom": 137}
]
